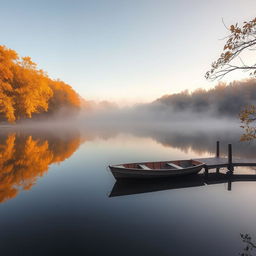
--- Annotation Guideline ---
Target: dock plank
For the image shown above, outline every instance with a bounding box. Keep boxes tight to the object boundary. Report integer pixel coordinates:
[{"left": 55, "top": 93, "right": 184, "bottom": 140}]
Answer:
[{"left": 194, "top": 157, "right": 256, "bottom": 169}]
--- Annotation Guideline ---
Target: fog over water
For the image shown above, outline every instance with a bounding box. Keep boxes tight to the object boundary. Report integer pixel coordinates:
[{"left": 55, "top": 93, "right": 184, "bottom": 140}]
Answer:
[
  {"left": 1, "top": 115, "right": 256, "bottom": 256},
  {"left": 10, "top": 110, "right": 253, "bottom": 159}
]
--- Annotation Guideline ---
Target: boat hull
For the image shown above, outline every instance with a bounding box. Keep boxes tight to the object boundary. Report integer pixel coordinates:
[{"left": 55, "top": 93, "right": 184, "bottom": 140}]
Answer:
[{"left": 109, "top": 161, "right": 205, "bottom": 180}]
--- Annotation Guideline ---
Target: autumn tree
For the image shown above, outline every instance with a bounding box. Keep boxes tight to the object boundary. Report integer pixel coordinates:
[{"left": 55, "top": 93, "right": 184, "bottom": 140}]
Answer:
[
  {"left": 48, "top": 79, "right": 81, "bottom": 116},
  {"left": 206, "top": 17, "right": 256, "bottom": 80},
  {"left": 0, "top": 46, "right": 17, "bottom": 122},
  {"left": 205, "top": 17, "right": 256, "bottom": 140},
  {"left": 12, "top": 57, "right": 53, "bottom": 119},
  {"left": 0, "top": 45, "right": 81, "bottom": 123}
]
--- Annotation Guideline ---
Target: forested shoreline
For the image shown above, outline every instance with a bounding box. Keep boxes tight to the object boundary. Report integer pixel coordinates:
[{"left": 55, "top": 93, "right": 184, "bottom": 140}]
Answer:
[
  {"left": 154, "top": 79, "right": 256, "bottom": 117},
  {"left": 0, "top": 45, "right": 81, "bottom": 123},
  {"left": 2, "top": 45, "right": 256, "bottom": 124}
]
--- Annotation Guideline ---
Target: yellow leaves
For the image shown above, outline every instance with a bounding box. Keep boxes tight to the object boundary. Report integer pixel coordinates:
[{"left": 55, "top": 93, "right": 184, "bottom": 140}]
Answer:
[
  {"left": 223, "top": 43, "right": 233, "bottom": 50},
  {"left": 206, "top": 17, "right": 256, "bottom": 80},
  {"left": 48, "top": 80, "right": 81, "bottom": 112},
  {"left": 0, "top": 92, "right": 15, "bottom": 122},
  {"left": 20, "top": 56, "right": 37, "bottom": 69},
  {"left": 0, "top": 45, "right": 81, "bottom": 123},
  {"left": 224, "top": 51, "right": 232, "bottom": 61},
  {"left": 12, "top": 66, "right": 53, "bottom": 118},
  {"left": 240, "top": 105, "right": 256, "bottom": 141}
]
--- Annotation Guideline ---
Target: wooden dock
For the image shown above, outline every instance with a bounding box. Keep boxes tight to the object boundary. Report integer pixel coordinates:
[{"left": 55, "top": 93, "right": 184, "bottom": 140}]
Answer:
[
  {"left": 109, "top": 142, "right": 256, "bottom": 197},
  {"left": 193, "top": 157, "right": 256, "bottom": 169},
  {"left": 193, "top": 141, "right": 256, "bottom": 171}
]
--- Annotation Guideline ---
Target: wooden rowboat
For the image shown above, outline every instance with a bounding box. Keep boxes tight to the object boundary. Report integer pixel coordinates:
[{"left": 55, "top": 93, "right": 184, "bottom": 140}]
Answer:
[{"left": 109, "top": 160, "right": 205, "bottom": 180}]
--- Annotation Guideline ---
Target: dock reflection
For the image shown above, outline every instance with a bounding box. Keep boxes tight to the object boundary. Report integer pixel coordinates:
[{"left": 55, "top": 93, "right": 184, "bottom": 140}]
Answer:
[{"left": 109, "top": 171, "right": 256, "bottom": 197}]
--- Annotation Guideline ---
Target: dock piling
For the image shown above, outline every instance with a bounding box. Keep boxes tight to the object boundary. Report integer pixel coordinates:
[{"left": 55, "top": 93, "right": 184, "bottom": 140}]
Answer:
[
  {"left": 227, "top": 179, "right": 232, "bottom": 191},
  {"left": 228, "top": 144, "right": 234, "bottom": 172},
  {"left": 204, "top": 165, "right": 209, "bottom": 178},
  {"left": 216, "top": 141, "right": 220, "bottom": 158}
]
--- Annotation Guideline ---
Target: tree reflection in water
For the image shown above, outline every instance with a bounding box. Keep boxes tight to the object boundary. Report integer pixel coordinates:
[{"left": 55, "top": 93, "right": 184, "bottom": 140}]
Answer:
[{"left": 0, "top": 132, "right": 81, "bottom": 203}]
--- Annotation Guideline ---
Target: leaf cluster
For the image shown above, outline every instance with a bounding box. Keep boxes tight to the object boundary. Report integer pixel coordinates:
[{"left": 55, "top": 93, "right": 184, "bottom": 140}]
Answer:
[{"left": 206, "top": 18, "right": 256, "bottom": 80}]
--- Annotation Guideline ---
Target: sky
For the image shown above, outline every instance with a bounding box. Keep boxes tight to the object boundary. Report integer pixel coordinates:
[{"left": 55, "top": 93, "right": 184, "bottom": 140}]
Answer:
[{"left": 1, "top": 0, "right": 256, "bottom": 105}]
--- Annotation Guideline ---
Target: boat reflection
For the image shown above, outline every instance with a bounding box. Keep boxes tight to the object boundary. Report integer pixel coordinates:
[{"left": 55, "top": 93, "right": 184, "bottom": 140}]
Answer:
[
  {"left": 0, "top": 131, "right": 81, "bottom": 203},
  {"left": 109, "top": 171, "right": 256, "bottom": 197},
  {"left": 109, "top": 175, "right": 205, "bottom": 197}
]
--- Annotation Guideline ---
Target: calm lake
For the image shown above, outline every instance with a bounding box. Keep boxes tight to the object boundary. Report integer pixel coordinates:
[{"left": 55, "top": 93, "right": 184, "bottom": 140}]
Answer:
[{"left": 1, "top": 122, "right": 256, "bottom": 256}]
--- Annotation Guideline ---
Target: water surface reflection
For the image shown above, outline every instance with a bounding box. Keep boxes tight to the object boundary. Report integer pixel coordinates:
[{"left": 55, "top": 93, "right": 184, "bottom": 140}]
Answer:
[
  {"left": 110, "top": 169, "right": 256, "bottom": 197},
  {"left": 0, "top": 124, "right": 256, "bottom": 255},
  {"left": 0, "top": 130, "right": 81, "bottom": 203},
  {"left": 81, "top": 123, "right": 256, "bottom": 158},
  {"left": 1, "top": 123, "right": 256, "bottom": 203}
]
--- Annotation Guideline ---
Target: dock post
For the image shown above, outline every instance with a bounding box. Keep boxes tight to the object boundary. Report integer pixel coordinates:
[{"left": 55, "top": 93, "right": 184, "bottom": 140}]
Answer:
[
  {"left": 204, "top": 165, "right": 209, "bottom": 179},
  {"left": 216, "top": 141, "right": 220, "bottom": 158},
  {"left": 227, "top": 170, "right": 233, "bottom": 191},
  {"left": 227, "top": 178, "right": 232, "bottom": 191},
  {"left": 228, "top": 144, "right": 234, "bottom": 172}
]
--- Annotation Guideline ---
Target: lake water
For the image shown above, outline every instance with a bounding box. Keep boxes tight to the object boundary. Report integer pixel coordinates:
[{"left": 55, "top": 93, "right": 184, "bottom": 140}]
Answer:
[{"left": 1, "top": 123, "right": 256, "bottom": 256}]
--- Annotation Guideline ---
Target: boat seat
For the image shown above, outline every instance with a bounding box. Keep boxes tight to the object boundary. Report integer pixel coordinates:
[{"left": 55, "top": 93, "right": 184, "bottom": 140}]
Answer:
[
  {"left": 138, "top": 164, "right": 151, "bottom": 170},
  {"left": 166, "top": 163, "right": 182, "bottom": 169}
]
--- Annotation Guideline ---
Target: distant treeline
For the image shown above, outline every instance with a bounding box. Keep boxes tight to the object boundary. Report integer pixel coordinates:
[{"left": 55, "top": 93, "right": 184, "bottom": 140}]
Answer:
[
  {"left": 0, "top": 45, "right": 81, "bottom": 123},
  {"left": 155, "top": 79, "right": 256, "bottom": 117}
]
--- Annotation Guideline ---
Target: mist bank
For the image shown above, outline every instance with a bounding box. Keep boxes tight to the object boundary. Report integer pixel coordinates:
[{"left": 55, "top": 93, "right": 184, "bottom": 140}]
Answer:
[
  {"left": 1, "top": 44, "right": 255, "bottom": 125},
  {"left": 1, "top": 120, "right": 253, "bottom": 159},
  {"left": 78, "top": 78, "right": 256, "bottom": 125}
]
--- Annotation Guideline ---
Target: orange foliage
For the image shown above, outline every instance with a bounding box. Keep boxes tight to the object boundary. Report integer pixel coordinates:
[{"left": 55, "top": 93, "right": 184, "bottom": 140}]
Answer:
[
  {"left": 0, "top": 133, "right": 81, "bottom": 203},
  {"left": 0, "top": 46, "right": 17, "bottom": 122},
  {"left": 48, "top": 80, "right": 81, "bottom": 115},
  {"left": 206, "top": 17, "right": 256, "bottom": 80},
  {"left": 0, "top": 45, "right": 81, "bottom": 122}
]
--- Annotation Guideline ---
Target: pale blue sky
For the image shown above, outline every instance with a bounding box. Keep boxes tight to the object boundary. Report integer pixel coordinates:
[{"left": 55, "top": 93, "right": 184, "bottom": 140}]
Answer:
[{"left": 1, "top": 0, "right": 256, "bottom": 105}]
